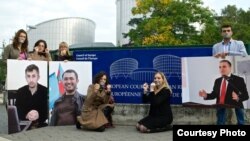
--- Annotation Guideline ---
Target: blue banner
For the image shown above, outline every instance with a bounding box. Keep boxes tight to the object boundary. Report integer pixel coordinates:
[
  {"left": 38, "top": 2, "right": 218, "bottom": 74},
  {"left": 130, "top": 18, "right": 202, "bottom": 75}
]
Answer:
[{"left": 74, "top": 47, "right": 212, "bottom": 104}]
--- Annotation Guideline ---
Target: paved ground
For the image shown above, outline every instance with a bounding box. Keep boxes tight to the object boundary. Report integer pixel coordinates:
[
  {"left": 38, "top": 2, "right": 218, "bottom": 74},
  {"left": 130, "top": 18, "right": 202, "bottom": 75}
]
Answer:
[
  {"left": 0, "top": 94, "right": 8, "bottom": 135},
  {"left": 0, "top": 94, "right": 171, "bottom": 141},
  {"left": 0, "top": 125, "right": 172, "bottom": 141}
]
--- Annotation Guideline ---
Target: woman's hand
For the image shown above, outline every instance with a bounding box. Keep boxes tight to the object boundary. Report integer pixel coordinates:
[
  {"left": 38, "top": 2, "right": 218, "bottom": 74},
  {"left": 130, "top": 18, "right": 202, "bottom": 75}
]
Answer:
[
  {"left": 94, "top": 83, "right": 100, "bottom": 93},
  {"left": 45, "top": 48, "right": 50, "bottom": 53},
  {"left": 143, "top": 83, "right": 149, "bottom": 94},
  {"left": 61, "top": 50, "right": 67, "bottom": 56},
  {"left": 150, "top": 82, "right": 155, "bottom": 92},
  {"left": 106, "top": 84, "right": 111, "bottom": 92},
  {"left": 34, "top": 46, "right": 39, "bottom": 52}
]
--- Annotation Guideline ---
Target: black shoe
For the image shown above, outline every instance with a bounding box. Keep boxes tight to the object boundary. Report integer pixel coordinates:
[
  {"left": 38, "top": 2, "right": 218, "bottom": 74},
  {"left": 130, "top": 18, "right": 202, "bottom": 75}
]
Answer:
[
  {"left": 95, "top": 125, "right": 105, "bottom": 132},
  {"left": 147, "top": 125, "right": 173, "bottom": 133},
  {"left": 76, "top": 121, "right": 81, "bottom": 129}
]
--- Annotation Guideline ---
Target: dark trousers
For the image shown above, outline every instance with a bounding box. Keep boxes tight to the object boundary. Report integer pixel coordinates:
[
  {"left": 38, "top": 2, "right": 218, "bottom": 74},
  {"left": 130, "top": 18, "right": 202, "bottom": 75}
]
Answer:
[{"left": 103, "top": 106, "right": 114, "bottom": 125}]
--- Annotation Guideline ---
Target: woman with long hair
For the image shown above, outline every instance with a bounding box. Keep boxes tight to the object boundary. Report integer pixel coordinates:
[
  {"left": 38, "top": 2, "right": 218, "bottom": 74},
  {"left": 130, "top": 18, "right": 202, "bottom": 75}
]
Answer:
[
  {"left": 136, "top": 72, "right": 173, "bottom": 133},
  {"left": 2, "top": 29, "right": 29, "bottom": 97},
  {"left": 3, "top": 29, "right": 29, "bottom": 61}
]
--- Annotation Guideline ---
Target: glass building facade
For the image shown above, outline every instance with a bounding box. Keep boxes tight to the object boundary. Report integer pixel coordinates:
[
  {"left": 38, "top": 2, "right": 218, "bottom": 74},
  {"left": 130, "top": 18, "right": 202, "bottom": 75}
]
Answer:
[{"left": 27, "top": 17, "right": 96, "bottom": 51}]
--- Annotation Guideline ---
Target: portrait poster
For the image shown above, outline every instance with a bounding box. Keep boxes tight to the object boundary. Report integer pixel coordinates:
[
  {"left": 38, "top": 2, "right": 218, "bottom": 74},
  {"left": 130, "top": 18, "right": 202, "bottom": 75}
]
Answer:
[
  {"left": 182, "top": 56, "right": 250, "bottom": 109},
  {"left": 49, "top": 61, "right": 92, "bottom": 110},
  {"left": 7, "top": 59, "right": 48, "bottom": 132}
]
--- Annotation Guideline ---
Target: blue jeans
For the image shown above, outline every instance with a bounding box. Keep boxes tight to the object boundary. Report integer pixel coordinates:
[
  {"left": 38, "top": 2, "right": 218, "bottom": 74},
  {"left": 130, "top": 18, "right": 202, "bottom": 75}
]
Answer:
[
  {"left": 235, "top": 108, "right": 245, "bottom": 125},
  {"left": 216, "top": 108, "right": 245, "bottom": 125}
]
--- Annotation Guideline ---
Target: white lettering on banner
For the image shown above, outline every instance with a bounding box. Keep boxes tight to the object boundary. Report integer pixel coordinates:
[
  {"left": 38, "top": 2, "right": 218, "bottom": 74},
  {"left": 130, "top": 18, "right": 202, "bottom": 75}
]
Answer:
[
  {"left": 170, "top": 85, "right": 182, "bottom": 90},
  {"left": 112, "top": 84, "right": 181, "bottom": 90},
  {"left": 172, "top": 93, "right": 180, "bottom": 97},
  {"left": 112, "top": 91, "right": 141, "bottom": 97},
  {"left": 111, "top": 84, "right": 181, "bottom": 97},
  {"left": 129, "top": 85, "right": 142, "bottom": 89},
  {"left": 76, "top": 54, "right": 98, "bottom": 60},
  {"left": 76, "top": 54, "right": 84, "bottom": 57},
  {"left": 112, "top": 84, "right": 142, "bottom": 89},
  {"left": 112, "top": 84, "right": 130, "bottom": 89},
  {"left": 76, "top": 57, "right": 85, "bottom": 60}
]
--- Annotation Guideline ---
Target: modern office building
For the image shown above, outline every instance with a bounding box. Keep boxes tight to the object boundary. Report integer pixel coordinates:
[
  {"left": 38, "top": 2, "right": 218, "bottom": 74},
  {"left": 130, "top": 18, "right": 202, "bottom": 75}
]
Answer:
[
  {"left": 116, "top": 0, "right": 137, "bottom": 46},
  {"left": 27, "top": 17, "right": 96, "bottom": 51}
]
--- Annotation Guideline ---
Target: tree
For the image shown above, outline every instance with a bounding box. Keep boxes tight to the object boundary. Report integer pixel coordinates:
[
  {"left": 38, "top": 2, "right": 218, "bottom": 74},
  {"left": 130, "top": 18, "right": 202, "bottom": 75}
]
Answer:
[
  {"left": 124, "top": 0, "right": 216, "bottom": 46},
  {"left": 0, "top": 40, "right": 6, "bottom": 83},
  {"left": 0, "top": 60, "right": 6, "bottom": 83}
]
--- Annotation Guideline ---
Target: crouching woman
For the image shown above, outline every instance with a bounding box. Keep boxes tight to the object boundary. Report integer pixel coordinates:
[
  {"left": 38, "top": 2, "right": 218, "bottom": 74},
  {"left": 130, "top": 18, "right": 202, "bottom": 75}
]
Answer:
[{"left": 77, "top": 71, "right": 114, "bottom": 131}]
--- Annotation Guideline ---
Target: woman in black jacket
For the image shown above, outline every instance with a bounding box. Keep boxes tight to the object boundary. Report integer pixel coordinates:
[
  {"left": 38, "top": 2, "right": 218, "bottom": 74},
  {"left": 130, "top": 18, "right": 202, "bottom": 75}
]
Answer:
[
  {"left": 54, "top": 42, "right": 72, "bottom": 61},
  {"left": 136, "top": 72, "right": 173, "bottom": 133}
]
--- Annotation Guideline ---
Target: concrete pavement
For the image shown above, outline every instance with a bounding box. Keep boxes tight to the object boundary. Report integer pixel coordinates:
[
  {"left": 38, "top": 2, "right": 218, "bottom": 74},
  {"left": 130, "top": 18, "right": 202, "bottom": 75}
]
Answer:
[
  {"left": 0, "top": 125, "right": 172, "bottom": 141},
  {"left": 0, "top": 97, "right": 171, "bottom": 141},
  {"left": 0, "top": 102, "right": 8, "bottom": 135}
]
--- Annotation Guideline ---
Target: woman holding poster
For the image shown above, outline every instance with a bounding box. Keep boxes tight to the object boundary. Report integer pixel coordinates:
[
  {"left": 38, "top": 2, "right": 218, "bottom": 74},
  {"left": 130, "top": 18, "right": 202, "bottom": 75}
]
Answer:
[
  {"left": 54, "top": 41, "right": 72, "bottom": 61},
  {"left": 77, "top": 71, "right": 115, "bottom": 132},
  {"left": 29, "top": 40, "right": 52, "bottom": 61},
  {"left": 3, "top": 29, "right": 29, "bottom": 61}
]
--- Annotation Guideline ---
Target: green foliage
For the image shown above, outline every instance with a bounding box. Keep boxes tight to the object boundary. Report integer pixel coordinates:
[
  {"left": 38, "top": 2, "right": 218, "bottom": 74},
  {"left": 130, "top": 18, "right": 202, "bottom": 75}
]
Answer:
[
  {"left": 0, "top": 60, "right": 7, "bottom": 82},
  {"left": 218, "top": 5, "right": 250, "bottom": 44},
  {"left": 124, "top": 0, "right": 250, "bottom": 47},
  {"left": 124, "top": 0, "right": 216, "bottom": 46}
]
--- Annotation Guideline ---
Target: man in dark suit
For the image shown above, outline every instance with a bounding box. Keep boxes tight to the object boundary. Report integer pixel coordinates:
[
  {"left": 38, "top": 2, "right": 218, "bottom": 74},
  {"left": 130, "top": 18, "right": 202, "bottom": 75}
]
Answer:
[{"left": 199, "top": 60, "right": 249, "bottom": 125}]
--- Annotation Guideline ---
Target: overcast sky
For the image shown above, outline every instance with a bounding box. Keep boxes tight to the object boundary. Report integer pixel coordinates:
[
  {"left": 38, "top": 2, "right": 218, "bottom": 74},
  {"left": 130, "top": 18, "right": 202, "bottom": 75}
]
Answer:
[{"left": 0, "top": 0, "right": 249, "bottom": 48}]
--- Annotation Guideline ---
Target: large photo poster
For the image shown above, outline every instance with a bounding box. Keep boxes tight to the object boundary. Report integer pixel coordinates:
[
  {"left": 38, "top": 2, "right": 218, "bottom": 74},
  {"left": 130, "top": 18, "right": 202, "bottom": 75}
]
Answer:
[
  {"left": 234, "top": 56, "right": 250, "bottom": 108},
  {"left": 49, "top": 61, "right": 92, "bottom": 110},
  {"left": 7, "top": 60, "right": 48, "bottom": 132},
  {"left": 182, "top": 56, "right": 250, "bottom": 109}
]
